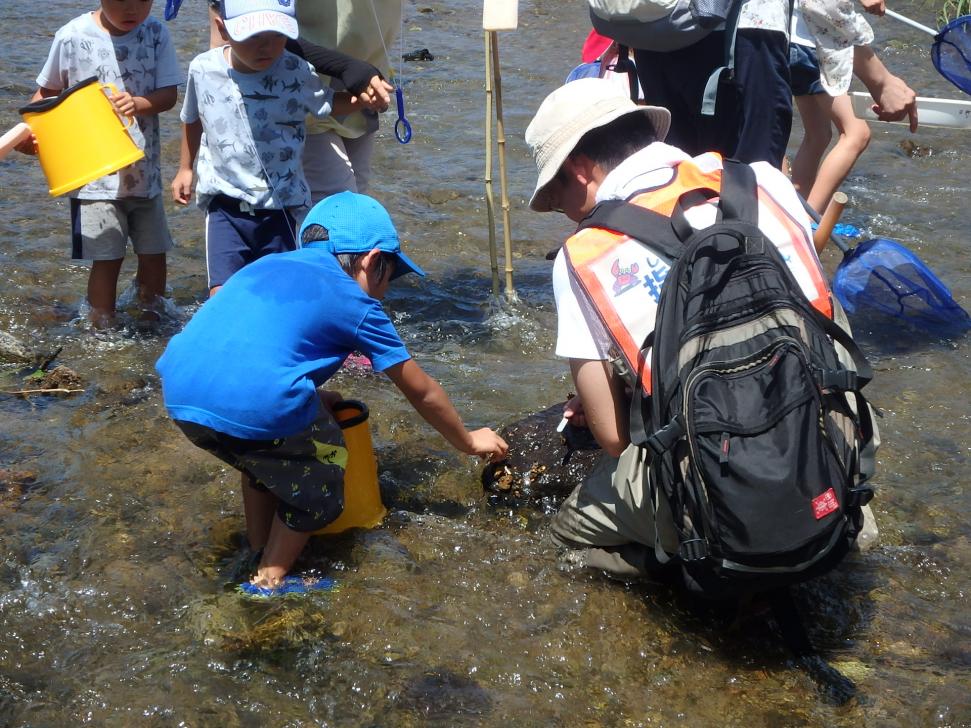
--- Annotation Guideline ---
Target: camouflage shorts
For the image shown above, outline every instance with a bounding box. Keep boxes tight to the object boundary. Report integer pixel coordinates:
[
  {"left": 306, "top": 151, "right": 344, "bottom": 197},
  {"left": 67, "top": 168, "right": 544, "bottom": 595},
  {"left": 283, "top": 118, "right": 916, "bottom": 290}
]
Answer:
[{"left": 175, "top": 409, "right": 347, "bottom": 532}]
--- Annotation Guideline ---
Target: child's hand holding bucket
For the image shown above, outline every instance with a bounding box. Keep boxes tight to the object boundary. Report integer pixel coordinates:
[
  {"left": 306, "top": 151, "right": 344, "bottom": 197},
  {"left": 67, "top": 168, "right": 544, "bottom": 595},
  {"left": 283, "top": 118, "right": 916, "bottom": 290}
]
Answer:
[{"left": 107, "top": 89, "right": 136, "bottom": 119}]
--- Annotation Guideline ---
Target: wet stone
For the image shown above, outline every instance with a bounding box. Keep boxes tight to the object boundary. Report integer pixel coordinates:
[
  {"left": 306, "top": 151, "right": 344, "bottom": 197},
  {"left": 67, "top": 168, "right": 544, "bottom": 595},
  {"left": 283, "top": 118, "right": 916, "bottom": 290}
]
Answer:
[{"left": 481, "top": 402, "right": 601, "bottom": 509}]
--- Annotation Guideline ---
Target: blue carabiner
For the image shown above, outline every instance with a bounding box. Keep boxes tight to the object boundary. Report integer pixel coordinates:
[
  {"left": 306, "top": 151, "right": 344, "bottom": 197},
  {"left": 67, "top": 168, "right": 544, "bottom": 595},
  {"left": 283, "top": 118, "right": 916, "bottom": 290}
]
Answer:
[
  {"left": 394, "top": 84, "right": 412, "bottom": 144},
  {"left": 163, "top": 0, "right": 183, "bottom": 20}
]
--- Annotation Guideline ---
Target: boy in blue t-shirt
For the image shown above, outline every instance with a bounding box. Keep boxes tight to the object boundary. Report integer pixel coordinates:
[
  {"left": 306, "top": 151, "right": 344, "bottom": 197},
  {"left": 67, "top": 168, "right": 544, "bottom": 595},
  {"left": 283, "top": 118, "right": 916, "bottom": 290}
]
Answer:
[
  {"left": 26, "top": 0, "right": 181, "bottom": 327},
  {"left": 156, "top": 192, "right": 508, "bottom": 595},
  {"left": 171, "top": 0, "right": 387, "bottom": 297}
]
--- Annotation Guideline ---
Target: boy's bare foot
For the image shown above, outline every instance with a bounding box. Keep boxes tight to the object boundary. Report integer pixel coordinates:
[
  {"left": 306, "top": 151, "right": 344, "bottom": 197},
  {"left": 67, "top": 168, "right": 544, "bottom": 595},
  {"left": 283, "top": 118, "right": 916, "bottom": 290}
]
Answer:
[{"left": 87, "top": 307, "right": 116, "bottom": 330}]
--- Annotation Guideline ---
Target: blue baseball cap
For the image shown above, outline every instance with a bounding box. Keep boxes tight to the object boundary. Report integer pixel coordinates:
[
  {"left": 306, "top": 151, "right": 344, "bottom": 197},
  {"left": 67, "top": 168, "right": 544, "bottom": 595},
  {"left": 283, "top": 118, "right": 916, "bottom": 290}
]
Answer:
[{"left": 300, "top": 192, "right": 425, "bottom": 279}]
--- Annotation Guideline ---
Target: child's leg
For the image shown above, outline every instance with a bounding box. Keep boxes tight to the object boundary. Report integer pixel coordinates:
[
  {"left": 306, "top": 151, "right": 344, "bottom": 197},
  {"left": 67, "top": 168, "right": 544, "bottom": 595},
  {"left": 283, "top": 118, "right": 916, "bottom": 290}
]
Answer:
[
  {"left": 240, "top": 471, "right": 276, "bottom": 551},
  {"left": 135, "top": 253, "right": 166, "bottom": 317},
  {"left": 790, "top": 93, "right": 833, "bottom": 209},
  {"left": 254, "top": 517, "right": 313, "bottom": 587},
  {"left": 805, "top": 94, "right": 871, "bottom": 213},
  {"left": 87, "top": 258, "right": 124, "bottom": 327},
  {"left": 128, "top": 197, "right": 174, "bottom": 316}
]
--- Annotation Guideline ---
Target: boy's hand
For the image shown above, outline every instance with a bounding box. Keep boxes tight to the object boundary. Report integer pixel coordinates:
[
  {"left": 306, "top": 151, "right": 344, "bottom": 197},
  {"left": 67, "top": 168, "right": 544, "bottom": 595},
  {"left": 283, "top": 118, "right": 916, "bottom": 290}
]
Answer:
[
  {"left": 467, "top": 428, "right": 509, "bottom": 464},
  {"left": 317, "top": 388, "right": 344, "bottom": 413},
  {"left": 171, "top": 168, "right": 194, "bottom": 205},
  {"left": 356, "top": 76, "right": 392, "bottom": 112},
  {"left": 858, "top": 0, "right": 885, "bottom": 15},
  {"left": 109, "top": 90, "right": 136, "bottom": 118},
  {"left": 13, "top": 131, "right": 37, "bottom": 156}
]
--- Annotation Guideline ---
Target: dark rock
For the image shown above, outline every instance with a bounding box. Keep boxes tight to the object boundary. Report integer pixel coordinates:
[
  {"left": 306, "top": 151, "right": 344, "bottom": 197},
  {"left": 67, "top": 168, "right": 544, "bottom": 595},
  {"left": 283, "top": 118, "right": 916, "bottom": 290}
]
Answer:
[
  {"left": 481, "top": 402, "right": 601, "bottom": 509},
  {"left": 402, "top": 48, "right": 434, "bottom": 62}
]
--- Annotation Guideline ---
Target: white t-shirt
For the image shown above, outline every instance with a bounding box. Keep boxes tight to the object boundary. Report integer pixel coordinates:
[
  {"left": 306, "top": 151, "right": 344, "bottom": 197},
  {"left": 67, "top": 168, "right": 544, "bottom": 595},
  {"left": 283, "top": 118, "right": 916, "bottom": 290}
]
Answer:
[
  {"left": 553, "top": 142, "right": 822, "bottom": 361},
  {"left": 181, "top": 47, "right": 334, "bottom": 210},
  {"left": 36, "top": 12, "right": 181, "bottom": 199}
]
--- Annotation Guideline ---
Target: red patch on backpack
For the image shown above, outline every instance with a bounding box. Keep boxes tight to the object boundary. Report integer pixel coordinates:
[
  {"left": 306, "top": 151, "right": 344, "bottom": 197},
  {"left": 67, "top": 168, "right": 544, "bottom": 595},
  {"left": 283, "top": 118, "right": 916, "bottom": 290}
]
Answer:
[{"left": 812, "top": 488, "right": 839, "bottom": 520}]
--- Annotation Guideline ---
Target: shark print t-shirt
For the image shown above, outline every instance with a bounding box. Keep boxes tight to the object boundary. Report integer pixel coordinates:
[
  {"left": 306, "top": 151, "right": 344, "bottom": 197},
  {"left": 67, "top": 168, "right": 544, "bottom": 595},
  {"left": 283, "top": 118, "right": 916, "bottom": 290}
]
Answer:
[
  {"left": 181, "top": 47, "right": 334, "bottom": 211},
  {"left": 36, "top": 12, "right": 181, "bottom": 200}
]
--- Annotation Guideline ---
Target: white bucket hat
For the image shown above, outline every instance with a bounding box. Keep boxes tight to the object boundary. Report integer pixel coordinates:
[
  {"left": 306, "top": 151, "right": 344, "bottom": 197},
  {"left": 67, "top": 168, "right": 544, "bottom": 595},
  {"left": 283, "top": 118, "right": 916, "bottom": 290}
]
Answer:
[
  {"left": 525, "top": 78, "right": 670, "bottom": 212},
  {"left": 221, "top": 0, "right": 298, "bottom": 42}
]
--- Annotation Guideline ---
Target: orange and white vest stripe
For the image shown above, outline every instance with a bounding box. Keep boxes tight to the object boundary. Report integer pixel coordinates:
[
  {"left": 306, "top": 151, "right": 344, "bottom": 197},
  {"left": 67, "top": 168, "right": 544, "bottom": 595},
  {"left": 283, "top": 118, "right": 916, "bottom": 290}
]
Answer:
[{"left": 564, "top": 153, "right": 832, "bottom": 395}]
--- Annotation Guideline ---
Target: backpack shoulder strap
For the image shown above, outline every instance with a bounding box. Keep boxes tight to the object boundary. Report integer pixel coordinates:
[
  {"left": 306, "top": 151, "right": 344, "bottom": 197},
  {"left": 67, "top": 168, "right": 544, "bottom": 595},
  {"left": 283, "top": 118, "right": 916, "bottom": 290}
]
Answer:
[
  {"left": 700, "top": 0, "right": 745, "bottom": 117},
  {"left": 718, "top": 158, "right": 759, "bottom": 223},
  {"left": 577, "top": 199, "right": 686, "bottom": 261}
]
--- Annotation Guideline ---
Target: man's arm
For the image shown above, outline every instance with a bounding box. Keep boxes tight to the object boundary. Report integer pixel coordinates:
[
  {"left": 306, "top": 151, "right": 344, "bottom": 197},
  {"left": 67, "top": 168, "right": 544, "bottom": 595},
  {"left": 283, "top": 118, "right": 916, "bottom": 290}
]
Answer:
[{"left": 569, "top": 358, "right": 630, "bottom": 457}]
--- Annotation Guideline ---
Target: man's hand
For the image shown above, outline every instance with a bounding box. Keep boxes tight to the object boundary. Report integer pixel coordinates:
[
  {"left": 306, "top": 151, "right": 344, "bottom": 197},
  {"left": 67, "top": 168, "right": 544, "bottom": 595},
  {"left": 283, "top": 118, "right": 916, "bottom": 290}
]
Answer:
[{"left": 562, "top": 394, "right": 587, "bottom": 429}]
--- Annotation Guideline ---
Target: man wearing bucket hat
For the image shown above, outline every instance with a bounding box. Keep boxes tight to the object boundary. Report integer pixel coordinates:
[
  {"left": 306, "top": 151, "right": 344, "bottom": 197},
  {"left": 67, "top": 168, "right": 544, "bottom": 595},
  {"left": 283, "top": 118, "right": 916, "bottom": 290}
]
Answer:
[
  {"left": 157, "top": 192, "right": 507, "bottom": 597},
  {"left": 525, "top": 77, "right": 877, "bottom": 577}
]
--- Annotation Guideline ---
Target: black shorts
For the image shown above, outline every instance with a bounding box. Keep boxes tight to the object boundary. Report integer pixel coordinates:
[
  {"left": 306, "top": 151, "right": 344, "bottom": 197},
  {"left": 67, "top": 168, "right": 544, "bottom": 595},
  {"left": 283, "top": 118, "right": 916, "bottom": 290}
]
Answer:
[{"left": 176, "top": 409, "right": 346, "bottom": 532}]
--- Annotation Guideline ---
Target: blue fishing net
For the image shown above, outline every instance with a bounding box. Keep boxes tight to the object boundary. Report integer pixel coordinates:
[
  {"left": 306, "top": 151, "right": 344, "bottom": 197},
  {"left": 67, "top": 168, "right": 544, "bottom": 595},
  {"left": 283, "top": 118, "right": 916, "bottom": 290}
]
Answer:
[
  {"left": 932, "top": 16, "right": 971, "bottom": 95},
  {"left": 833, "top": 238, "right": 971, "bottom": 332}
]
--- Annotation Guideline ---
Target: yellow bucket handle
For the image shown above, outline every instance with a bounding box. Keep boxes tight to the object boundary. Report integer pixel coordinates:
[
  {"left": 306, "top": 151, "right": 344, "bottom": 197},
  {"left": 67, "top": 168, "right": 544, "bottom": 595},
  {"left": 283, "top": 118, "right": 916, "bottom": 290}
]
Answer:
[{"left": 101, "top": 82, "right": 135, "bottom": 128}]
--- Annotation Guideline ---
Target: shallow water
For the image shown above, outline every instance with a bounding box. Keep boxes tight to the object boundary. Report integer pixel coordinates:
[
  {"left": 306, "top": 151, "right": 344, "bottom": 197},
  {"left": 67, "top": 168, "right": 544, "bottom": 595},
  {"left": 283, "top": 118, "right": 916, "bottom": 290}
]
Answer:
[{"left": 0, "top": 1, "right": 968, "bottom": 726}]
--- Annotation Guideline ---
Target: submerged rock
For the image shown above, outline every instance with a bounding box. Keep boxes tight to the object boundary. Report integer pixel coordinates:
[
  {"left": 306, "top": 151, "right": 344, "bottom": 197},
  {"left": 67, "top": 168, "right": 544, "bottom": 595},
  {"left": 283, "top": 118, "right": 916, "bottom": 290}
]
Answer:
[
  {"left": 481, "top": 402, "right": 601, "bottom": 509},
  {"left": 0, "top": 330, "right": 33, "bottom": 364}
]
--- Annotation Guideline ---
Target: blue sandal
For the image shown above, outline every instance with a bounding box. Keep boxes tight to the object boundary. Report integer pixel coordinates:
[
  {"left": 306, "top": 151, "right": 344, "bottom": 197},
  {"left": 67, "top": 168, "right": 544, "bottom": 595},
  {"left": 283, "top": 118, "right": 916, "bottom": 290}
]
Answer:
[{"left": 237, "top": 575, "right": 336, "bottom": 599}]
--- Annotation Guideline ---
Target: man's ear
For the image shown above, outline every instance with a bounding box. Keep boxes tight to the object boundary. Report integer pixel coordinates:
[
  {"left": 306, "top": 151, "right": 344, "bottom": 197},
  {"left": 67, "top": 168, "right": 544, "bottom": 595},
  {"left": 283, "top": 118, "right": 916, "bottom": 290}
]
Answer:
[
  {"left": 214, "top": 16, "right": 231, "bottom": 42},
  {"left": 566, "top": 153, "right": 602, "bottom": 186}
]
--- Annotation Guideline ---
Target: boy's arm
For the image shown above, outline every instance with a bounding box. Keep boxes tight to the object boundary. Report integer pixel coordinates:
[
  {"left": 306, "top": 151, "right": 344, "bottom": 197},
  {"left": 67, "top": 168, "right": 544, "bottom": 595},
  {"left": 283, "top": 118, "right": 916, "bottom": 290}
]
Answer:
[
  {"left": 109, "top": 86, "right": 178, "bottom": 118},
  {"left": 384, "top": 359, "right": 508, "bottom": 462},
  {"left": 171, "top": 120, "right": 202, "bottom": 205}
]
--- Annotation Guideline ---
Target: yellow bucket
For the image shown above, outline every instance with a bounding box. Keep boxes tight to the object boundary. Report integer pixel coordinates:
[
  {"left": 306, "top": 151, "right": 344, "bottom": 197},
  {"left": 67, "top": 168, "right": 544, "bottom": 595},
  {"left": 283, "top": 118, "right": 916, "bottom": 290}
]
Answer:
[
  {"left": 315, "top": 399, "right": 387, "bottom": 535},
  {"left": 19, "top": 76, "right": 145, "bottom": 197}
]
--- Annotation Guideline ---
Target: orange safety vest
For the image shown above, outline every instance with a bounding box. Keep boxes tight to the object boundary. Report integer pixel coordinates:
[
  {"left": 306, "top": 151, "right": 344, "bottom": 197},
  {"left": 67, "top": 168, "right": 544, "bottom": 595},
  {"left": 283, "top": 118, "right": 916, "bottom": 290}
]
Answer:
[{"left": 564, "top": 154, "right": 832, "bottom": 395}]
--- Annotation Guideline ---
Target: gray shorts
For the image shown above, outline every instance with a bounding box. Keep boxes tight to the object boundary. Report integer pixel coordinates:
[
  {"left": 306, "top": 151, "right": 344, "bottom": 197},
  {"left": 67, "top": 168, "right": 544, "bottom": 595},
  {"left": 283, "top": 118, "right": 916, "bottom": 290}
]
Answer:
[
  {"left": 70, "top": 196, "right": 174, "bottom": 261},
  {"left": 303, "top": 130, "right": 376, "bottom": 204}
]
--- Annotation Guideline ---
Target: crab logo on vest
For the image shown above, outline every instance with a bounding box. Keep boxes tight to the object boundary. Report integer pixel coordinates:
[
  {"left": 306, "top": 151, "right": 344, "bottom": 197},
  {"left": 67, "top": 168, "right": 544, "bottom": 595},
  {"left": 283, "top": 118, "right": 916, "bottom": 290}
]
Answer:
[{"left": 610, "top": 258, "right": 641, "bottom": 295}]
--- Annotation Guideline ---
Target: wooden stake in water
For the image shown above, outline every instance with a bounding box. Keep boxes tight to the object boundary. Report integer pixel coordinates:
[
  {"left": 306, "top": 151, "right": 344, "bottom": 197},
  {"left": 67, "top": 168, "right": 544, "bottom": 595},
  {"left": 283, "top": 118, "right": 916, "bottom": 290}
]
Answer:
[
  {"left": 490, "top": 31, "right": 518, "bottom": 302},
  {"left": 483, "top": 31, "right": 500, "bottom": 298},
  {"left": 483, "top": 0, "right": 519, "bottom": 302}
]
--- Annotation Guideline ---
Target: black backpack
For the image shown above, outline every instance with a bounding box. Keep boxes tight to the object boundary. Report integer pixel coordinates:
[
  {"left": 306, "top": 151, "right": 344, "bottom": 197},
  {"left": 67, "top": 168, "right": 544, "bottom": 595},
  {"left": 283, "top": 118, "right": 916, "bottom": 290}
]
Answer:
[{"left": 578, "top": 160, "right": 877, "bottom": 598}]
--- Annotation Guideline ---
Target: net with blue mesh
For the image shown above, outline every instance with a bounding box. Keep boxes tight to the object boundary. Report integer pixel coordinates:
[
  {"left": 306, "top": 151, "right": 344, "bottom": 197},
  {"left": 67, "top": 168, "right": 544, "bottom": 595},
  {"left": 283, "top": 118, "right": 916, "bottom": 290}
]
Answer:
[
  {"left": 833, "top": 237, "right": 971, "bottom": 333},
  {"left": 932, "top": 16, "right": 971, "bottom": 95}
]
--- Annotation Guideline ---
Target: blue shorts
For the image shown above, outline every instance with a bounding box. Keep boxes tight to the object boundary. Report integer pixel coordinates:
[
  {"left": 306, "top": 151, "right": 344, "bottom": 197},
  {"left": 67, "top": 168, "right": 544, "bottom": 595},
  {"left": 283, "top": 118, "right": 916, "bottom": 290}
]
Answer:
[
  {"left": 205, "top": 195, "right": 298, "bottom": 289},
  {"left": 789, "top": 43, "right": 825, "bottom": 97}
]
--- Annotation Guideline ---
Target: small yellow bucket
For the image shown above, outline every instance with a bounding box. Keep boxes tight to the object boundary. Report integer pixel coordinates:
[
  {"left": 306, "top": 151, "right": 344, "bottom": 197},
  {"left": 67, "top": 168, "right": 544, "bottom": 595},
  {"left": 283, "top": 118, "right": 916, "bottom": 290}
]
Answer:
[
  {"left": 19, "top": 76, "right": 145, "bottom": 197},
  {"left": 315, "top": 399, "right": 387, "bottom": 535}
]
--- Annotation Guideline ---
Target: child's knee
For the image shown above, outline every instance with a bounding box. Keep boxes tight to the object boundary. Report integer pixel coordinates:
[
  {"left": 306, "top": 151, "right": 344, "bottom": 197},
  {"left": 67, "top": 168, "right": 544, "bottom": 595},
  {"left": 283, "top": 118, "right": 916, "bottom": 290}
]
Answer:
[{"left": 845, "top": 118, "right": 871, "bottom": 153}]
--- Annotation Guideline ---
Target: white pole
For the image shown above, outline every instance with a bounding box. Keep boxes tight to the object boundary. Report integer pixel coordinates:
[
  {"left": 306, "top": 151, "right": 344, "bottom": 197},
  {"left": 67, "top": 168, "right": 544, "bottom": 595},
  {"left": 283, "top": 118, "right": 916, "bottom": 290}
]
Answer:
[{"left": 885, "top": 9, "right": 938, "bottom": 36}]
